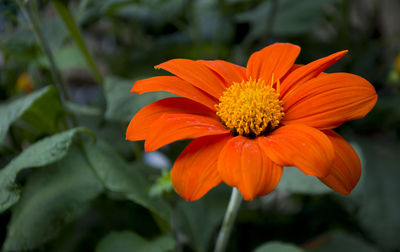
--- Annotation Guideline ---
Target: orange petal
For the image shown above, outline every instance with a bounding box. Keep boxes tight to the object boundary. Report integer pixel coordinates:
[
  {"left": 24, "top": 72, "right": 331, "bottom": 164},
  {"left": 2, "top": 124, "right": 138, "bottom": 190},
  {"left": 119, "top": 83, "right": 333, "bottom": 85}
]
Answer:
[
  {"left": 217, "top": 136, "right": 283, "bottom": 200},
  {"left": 126, "top": 97, "right": 216, "bottom": 141},
  {"left": 289, "top": 64, "right": 303, "bottom": 71},
  {"left": 145, "top": 113, "right": 229, "bottom": 152},
  {"left": 156, "top": 59, "right": 226, "bottom": 98},
  {"left": 282, "top": 73, "right": 378, "bottom": 129},
  {"left": 171, "top": 134, "right": 230, "bottom": 201},
  {"left": 282, "top": 64, "right": 303, "bottom": 76},
  {"left": 280, "top": 50, "right": 348, "bottom": 97},
  {"left": 319, "top": 130, "right": 361, "bottom": 195},
  {"left": 132, "top": 76, "right": 218, "bottom": 111},
  {"left": 198, "top": 60, "right": 247, "bottom": 86},
  {"left": 257, "top": 125, "right": 335, "bottom": 177},
  {"left": 246, "top": 43, "right": 300, "bottom": 83},
  {"left": 279, "top": 64, "right": 303, "bottom": 84}
]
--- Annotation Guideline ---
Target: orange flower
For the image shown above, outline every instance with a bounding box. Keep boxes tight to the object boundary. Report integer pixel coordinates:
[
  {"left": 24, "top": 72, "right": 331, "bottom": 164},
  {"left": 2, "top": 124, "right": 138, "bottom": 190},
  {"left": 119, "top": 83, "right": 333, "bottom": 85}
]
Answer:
[{"left": 126, "top": 43, "right": 377, "bottom": 201}]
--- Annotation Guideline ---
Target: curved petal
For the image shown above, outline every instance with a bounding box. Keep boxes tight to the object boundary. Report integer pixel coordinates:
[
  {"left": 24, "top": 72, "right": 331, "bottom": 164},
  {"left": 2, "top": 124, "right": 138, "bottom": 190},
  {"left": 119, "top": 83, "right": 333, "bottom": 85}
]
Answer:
[
  {"left": 145, "top": 113, "right": 229, "bottom": 152},
  {"left": 281, "top": 64, "right": 303, "bottom": 77},
  {"left": 246, "top": 43, "right": 300, "bottom": 83},
  {"left": 279, "top": 64, "right": 303, "bottom": 86},
  {"left": 155, "top": 59, "right": 226, "bottom": 98},
  {"left": 198, "top": 60, "right": 247, "bottom": 86},
  {"left": 282, "top": 73, "right": 378, "bottom": 129},
  {"left": 132, "top": 76, "right": 218, "bottom": 111},
  {"left": 319, "top": 130, "right": 361, "bottom": 195},
  {"left": 257, "top": 125, "right": 335, "bottom": 177},
  {"left": 218, "top": 136, "right": 283, "bottom": 200},
  {"left": 280, "top": 50, "right": 348, "bottom": 97},
  {"left": 171, "top": 134, "right": 231, "bottom": 201},
  {"left": 126, "top": 97, "right": 216, "bottom": 141}
]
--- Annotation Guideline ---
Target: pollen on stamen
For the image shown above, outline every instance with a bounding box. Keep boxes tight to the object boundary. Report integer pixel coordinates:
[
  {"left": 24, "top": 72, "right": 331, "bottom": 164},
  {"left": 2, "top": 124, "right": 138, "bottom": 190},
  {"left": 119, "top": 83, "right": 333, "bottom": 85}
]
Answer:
[{"left": 215, "top": 78, "right": 284, "bottom": 137}]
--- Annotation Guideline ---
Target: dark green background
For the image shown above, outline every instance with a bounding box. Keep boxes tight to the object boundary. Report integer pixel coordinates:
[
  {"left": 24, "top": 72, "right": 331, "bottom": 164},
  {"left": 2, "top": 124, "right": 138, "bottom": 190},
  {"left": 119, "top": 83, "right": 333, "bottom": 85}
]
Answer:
[{"left": 0, "top": 0, "right": 399, "bottom": 251}]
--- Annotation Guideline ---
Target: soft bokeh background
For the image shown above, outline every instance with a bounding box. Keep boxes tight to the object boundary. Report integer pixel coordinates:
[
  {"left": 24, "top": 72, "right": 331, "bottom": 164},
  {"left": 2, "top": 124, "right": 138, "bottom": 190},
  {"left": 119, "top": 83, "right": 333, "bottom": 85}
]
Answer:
[{"left": 1, "top": 0, "right": 400, "bottom": 251}]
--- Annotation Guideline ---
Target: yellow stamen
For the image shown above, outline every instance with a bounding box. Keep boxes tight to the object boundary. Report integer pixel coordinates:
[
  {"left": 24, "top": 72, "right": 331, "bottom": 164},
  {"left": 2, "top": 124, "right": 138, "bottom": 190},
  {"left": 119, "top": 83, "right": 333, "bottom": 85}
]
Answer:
[{"left": 216, "top": 78, "right": 284, "bottom": 137}]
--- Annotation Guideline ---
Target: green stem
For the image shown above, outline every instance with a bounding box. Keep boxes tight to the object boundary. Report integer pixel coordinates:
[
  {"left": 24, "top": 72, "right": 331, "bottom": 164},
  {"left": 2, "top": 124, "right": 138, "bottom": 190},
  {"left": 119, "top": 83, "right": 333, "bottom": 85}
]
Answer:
[
  {"left": 214, "top": 187, "right": 242, "bottom": 252},
  {"left": 16, "top": 0, "right": 70, "bottom": 101},
  {"left": 53, "top": 0, "right": 104, "bottom": 86}
]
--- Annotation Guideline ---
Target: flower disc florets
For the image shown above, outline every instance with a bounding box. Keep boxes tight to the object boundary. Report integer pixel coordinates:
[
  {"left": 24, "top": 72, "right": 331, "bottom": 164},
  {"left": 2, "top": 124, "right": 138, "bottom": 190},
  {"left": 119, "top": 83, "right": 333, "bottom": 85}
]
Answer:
[{"left": 216, "top": 78, "right": 284, "bottom": 137}]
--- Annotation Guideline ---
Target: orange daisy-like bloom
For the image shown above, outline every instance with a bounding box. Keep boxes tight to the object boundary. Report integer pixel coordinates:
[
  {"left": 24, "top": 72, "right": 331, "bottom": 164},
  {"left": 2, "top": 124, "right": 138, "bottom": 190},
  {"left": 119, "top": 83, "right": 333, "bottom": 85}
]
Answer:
[{"left": 126, "top": 43, "right": 377, "bottom": 201}]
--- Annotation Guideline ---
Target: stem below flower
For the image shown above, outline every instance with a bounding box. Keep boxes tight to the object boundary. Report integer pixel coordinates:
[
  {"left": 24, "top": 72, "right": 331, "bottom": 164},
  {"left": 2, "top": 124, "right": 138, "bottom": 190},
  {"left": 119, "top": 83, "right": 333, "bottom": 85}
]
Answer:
[{"left": 214, "top": 187, "right": 242, "bottom": 252}]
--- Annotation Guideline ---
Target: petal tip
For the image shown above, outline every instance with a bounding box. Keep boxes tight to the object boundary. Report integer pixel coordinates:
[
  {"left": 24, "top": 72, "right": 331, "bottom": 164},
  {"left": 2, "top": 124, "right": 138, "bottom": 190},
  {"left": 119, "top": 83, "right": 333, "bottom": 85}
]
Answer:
[
  {"left": 126, "top": 126, "right": 140, "bottom": 142},
  {"left": 144, "top": 141, "right": 157, "bottom": 152},
  {"left": 130, "top": 81, "right": 141, "bottom": 93},
  {"left": 186, "top": 194, "right": 203, "bottom": 202},
  {"left": 240, "top": 192, "right": 255, "bottom": 201},
  {"left": 274, "top": 42, "right": 301, "bottom": 49},
  {"left": 336, "top": 50, "right": 349, "bottom": 58},
  {"left": 342, "top": 190, "right": 351, "bottom": 196}
]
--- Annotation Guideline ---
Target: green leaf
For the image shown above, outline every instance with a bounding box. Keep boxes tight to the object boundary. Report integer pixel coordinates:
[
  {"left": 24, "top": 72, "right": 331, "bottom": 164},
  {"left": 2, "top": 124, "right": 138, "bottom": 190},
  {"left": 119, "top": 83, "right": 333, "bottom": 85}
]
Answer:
[
  {"left": 0, "top": 127, "right": 89, "bottom": 213},
  {"left": 236, "top": 0, "right": 338, "bottom": 42},
  {"left": 0, "top": 86, "right": 62, "bottom": 143},
  {"left": 109, "top": 0, "right": 185, "bottom": 26},
  {"left": 254, "top": 241, "right": 304, "bottom": 252},
  {"left": 309, "top": 232, "right": 378, "bottom": 252},
  {"left": 104, "top": 76, "right": 172, "bottom": 122},
  {"left": 3, "top": 145, "right": 104, "bottom": 251},
  {"left": 38, "top": 45, "right": 89, "bottom": 70},
  {"left": 176, "top": 189, "right": 229, "bottom": 252},
  {"left": 96, "top": 231, "right": 175, "bottom": 252},
  {"left": 64, "top": 100, "right": 103, "bottom": 117},
  {"left": 277, "top": 167, "right": 330, "bottom": 195},
  {"left": 272, "top": 0, "right": 337, "bottom": 35},
  {"left": 351, "top": 139, "right": 400, "bottom": 250},
  {"left": 42, "top": 15, "right": 69, "bottom": 52},
  {"left": 191, "top": 0, "right": 233, "bottom": 43},
  {"left": 0, "top": 15, "right": 67, "bottom": 56},
  {"left": 149, "top": 170, "right": 173, "bottom": 197},
  {"left": 83, "top": 138, "right": 171, "bottom": 223}
]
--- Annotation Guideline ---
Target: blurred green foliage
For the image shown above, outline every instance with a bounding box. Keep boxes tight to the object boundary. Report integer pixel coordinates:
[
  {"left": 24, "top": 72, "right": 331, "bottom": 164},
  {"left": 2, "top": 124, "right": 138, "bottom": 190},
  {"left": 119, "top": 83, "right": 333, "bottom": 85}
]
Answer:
[{"left": 1, "top": 0, "right": 400, "bottom": 251}]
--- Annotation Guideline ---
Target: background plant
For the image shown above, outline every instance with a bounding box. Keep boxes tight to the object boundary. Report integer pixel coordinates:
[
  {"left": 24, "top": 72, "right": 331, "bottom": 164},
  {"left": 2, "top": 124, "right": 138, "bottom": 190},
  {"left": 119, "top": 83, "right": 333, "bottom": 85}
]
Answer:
[{"left": 0, "top": 0, "right": 399, "bottom": 251}]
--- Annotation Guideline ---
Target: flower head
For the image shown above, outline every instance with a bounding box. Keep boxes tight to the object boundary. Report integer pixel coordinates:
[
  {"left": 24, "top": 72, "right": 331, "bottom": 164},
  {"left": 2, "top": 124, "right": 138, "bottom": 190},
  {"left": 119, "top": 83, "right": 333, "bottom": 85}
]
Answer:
[{"left": 126, "top": 43, "right": 377, "bottom": 201}]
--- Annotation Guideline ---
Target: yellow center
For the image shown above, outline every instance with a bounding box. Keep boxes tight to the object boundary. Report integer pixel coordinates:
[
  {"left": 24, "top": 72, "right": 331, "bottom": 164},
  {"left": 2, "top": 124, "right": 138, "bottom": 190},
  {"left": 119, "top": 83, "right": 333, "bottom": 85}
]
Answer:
[{"left": 216, "top": 78, "right": 284, "bottom": 137}]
